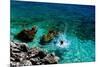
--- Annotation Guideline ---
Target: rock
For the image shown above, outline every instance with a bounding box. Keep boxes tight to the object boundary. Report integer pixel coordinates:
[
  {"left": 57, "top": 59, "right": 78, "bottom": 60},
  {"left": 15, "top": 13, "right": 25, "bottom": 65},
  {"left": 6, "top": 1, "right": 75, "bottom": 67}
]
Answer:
[
  {"left": 21, "top": 60, "right": 32, "bottom": 66},
  {"left": 36, "top": 51, "right": 47, "bottom": 59},
  {"left": 19, "top": 43, "right": 29, "bottom": 52},
  {"left": 40, "top": 30, "right": 58, "bottom": 45},
  {"left": 10, "top": 62, "right": 20, "bottom": 67},
  {"left": 10, "top": 41, "right": 17, "bottom": 48},
  {"left": 11, "top": 48, "right": 21, "bottom": 53},
  {"left": 43, "top": 53, "right": 59, "bottom": 64},
  {"left": 10, "top": 57, "right": 15, "bottom": 62},
  {"left": 16, "top": 26, "right": 37, "bottom": 42},
  {"left": 28, "top": 48, "right": 40, "bottom": 58},
  {"left": 30, "top": 58, "right": 37, "bottom": 65},
  {"left": 10, "top": 41, "right": 59, "bottom": 66}
]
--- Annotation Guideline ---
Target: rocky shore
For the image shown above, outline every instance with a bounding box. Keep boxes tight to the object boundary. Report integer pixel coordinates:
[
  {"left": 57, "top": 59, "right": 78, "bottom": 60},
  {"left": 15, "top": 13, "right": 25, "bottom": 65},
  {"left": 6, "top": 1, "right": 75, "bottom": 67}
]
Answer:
[{"left": 10, "top": 41, "right": 59, "bottom": 67}]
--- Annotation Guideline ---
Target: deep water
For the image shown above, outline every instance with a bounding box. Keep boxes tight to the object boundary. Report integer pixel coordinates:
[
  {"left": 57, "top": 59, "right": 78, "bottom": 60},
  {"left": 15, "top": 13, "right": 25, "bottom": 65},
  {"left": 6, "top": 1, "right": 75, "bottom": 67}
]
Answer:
[{"left": 10, "top": 1, "right": 95, "bottom": 64}]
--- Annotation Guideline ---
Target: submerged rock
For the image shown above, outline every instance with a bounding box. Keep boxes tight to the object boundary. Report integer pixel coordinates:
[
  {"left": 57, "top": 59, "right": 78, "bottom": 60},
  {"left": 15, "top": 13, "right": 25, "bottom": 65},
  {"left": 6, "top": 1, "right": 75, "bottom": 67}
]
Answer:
[
  {"left": 40, "top": 30, "right": 58, "bottom": 45},
  {"left": 16, "top": 26, "right": 37, "bottom": 42},
  {"left": 10, "top": 41, "right": 59, "bottom": 66}
]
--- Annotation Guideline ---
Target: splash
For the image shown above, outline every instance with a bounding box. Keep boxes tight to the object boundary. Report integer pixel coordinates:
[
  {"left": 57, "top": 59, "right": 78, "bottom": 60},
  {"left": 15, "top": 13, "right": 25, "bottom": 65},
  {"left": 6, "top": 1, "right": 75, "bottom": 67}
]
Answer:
[{"left": 52, "top": 33, "right": 70, "bottom": 49}]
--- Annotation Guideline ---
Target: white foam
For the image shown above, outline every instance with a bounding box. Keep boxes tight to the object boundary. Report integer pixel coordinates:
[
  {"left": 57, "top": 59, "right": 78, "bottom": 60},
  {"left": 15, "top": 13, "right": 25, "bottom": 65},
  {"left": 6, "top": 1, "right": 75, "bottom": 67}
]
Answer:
[{"left": 53, "top": 33, "right": 70, "bottom": 49}]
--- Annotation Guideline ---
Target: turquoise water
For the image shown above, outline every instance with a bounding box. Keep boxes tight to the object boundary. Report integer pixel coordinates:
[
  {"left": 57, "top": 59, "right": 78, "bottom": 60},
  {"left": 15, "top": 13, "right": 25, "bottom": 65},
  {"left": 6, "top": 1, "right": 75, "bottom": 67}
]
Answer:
[{"left": 11, "top": 1, "right": 95, "bottom": 64}]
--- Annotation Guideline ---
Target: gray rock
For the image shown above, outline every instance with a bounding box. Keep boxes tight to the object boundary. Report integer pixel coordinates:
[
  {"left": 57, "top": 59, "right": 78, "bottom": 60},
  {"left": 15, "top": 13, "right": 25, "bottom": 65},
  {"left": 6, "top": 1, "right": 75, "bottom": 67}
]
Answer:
[
  {"left": 21, "top": 60, "right": 32, "bottom": 66},
  {"left": 10, "top": 41, "right": 59, "bottom": 66},
  {"left": 44, "top": 53, "right": 59, "bottom": 64}
]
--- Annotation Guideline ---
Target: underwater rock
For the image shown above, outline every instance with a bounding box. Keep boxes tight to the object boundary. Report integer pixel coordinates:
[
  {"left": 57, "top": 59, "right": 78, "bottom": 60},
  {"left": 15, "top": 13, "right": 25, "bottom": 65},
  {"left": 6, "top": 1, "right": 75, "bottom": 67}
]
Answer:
[
  {"left": 16, "top": 26, "right": 37, "bottom": 42},
  {"left": 40, "top": 30, "right": 58, "bottom": 45},
  {"left": 10, "top": 41, "right": 59, "bottom": 66}
]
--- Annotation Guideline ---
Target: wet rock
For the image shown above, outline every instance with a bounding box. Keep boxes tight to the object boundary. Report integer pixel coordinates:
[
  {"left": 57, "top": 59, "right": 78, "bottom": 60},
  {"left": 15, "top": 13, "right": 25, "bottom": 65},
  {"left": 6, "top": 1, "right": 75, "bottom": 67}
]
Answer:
[
  {"left": 40, "top": 30, "right": 58, "bottom": 45},
  {"left": 16, "top": 26, "right": 37, "bottom": 42}
]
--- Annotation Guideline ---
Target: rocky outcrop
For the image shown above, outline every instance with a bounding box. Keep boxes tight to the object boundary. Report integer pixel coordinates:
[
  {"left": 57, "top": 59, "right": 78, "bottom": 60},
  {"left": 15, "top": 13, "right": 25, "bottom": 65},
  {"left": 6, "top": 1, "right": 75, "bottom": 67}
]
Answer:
[
  {"left": 16, "top": 26, "right": 37, "bottom": 42},
  {"left": 40, "top": 30, "right": 58, "bottom": 45},
  {"left": 10, "top": 41, "right": 59, "bottom": 66}
]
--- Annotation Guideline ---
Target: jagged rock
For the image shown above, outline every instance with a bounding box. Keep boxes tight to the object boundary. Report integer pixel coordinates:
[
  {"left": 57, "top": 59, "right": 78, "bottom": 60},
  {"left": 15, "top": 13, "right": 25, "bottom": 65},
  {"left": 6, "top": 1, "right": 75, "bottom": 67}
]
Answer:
[
  {"left": 10, "top": 41, "right": 17, "bottom": 48},
  {"left": 36, "top": 51, "right": 47, "bottom": 59},
  {"left": 11, "top": 48, "right": 21, "bottom": 53},
  {"left": 43, "top": 53, "right": 59, "bottom": 64},
  {"left": 19, "top": 43, "right": 29, "bottom": 52},
  {"left": 16, "top": 26, "right": 37, "bottom": 42},
  {"left": 30, "top": 58, "right": 37, "bottom": 65},
  {"left": 40, "top": 30, "right": 58, "bottom": 45},
  {"left": 21, "top": 60, "right": 32, "bottom": 66},
  {"left": 28, "top": 48, "right": 40, "bottom": 58},
  {"left": 10, "top": 62, "right": 20, "bottom": 67},
  {"left": 10, "top": 41, "right": 59, "bottom": 66}
]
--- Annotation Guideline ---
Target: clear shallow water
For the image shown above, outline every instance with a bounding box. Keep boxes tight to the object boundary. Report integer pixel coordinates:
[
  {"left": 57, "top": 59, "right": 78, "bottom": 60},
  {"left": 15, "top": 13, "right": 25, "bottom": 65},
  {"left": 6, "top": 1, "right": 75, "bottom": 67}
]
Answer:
[{"left": 11, "top": 1, "right": 95, "bottom": 63}]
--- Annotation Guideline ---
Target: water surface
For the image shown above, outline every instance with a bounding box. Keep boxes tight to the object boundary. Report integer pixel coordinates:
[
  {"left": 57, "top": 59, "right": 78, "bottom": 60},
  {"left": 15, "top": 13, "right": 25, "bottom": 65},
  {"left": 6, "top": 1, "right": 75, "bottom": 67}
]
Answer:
[{"left": 11, "top": 1, "right": 95, "bottom": 63}]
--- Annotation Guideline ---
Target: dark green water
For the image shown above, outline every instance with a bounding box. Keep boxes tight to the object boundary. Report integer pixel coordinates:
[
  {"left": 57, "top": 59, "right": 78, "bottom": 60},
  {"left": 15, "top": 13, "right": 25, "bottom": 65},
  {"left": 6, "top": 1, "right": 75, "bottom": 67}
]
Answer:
[{"left": 11, "top": 1, "right": 95, "bottom": 63}]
